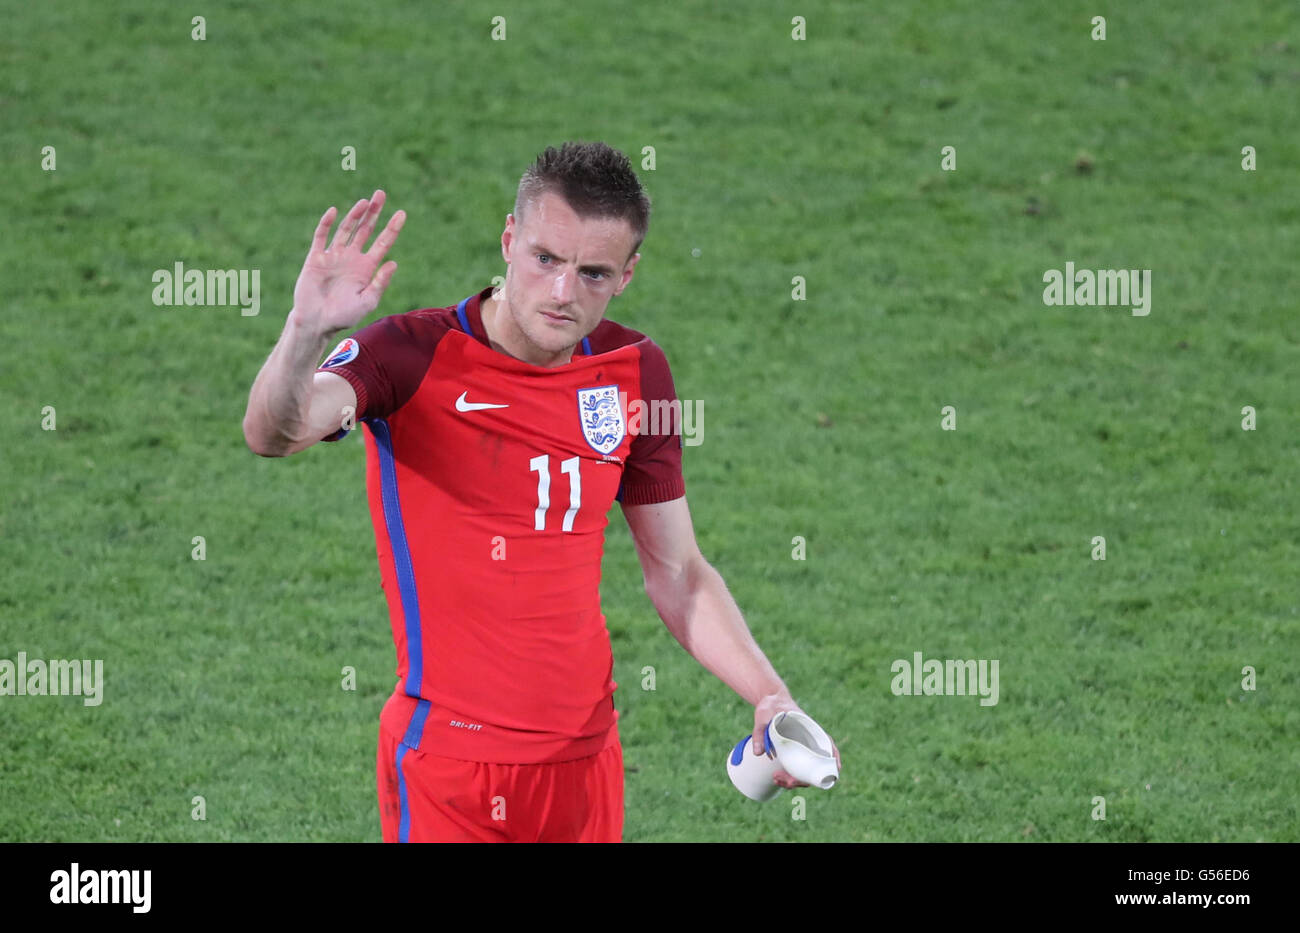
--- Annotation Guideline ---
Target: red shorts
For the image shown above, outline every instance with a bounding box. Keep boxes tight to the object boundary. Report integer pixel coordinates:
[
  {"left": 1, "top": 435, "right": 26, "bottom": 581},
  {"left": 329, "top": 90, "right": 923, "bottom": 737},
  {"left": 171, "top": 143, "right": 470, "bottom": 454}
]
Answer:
[{"left": 376, "top": 723, "right": 624, "bottom": 842}]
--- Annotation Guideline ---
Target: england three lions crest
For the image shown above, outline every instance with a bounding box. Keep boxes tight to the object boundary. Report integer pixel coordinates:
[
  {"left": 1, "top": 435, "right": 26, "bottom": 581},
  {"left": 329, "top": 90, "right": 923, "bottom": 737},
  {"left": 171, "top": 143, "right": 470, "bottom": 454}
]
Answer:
[{"left": 577, "top": 384, "right": 625, "bottom": 455}]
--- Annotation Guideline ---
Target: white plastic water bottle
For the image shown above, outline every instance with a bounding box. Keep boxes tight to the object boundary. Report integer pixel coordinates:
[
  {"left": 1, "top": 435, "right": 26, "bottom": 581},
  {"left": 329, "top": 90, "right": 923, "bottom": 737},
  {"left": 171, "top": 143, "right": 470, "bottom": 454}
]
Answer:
[{"left": 726, "top": 710, "right": 839, "bottom": 801}]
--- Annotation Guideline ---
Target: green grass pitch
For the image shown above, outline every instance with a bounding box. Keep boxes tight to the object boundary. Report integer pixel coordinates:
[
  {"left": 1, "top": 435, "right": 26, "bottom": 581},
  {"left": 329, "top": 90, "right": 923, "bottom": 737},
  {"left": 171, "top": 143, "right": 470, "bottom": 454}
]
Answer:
[{"left": 0, "top": 0, "right": 1296, "bottom": 841}]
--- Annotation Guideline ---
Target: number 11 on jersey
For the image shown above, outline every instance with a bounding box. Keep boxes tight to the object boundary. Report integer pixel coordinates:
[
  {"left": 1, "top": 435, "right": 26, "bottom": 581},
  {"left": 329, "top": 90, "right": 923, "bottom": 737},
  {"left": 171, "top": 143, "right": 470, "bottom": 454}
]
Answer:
[{"left": 529, "top": 454, "right": 582, "bottom": 532}]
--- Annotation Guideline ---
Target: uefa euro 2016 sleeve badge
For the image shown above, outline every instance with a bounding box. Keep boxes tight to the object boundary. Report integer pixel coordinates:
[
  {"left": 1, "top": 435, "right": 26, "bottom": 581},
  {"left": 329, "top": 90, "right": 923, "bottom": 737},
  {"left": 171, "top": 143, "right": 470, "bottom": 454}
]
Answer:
[
  {"left": 322, "top": 337, "right": 360, "bottom": 368},
  {"left": 577, "top": 384, "right": 625, "bottom": 455}
]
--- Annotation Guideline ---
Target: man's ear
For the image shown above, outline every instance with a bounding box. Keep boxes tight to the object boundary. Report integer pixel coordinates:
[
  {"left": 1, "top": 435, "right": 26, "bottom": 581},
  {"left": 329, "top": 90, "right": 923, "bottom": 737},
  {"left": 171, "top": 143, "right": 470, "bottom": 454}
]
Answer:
[
  {"left": 501, "top": 213, "right": 515, "bottom": 262},
  {"left": 614, "top": 252, "right": 640, "bottom": 296}
]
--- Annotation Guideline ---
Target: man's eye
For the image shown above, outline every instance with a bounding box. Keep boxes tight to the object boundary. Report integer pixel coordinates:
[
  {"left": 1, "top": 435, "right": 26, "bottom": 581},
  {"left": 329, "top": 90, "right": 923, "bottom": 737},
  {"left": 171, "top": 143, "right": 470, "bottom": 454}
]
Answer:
[
  {"left": 537, "top": 254, "right": 551, "bottom": 264},
  {"left": 585, "top": 271, "right": 605, "bottom": 281}
]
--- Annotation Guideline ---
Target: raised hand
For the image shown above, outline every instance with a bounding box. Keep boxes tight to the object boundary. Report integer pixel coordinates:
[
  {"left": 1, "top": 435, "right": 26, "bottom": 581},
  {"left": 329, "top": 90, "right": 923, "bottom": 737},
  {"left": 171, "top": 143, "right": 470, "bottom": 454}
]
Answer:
[{"left": 293, "top": 190, "right": 406, "bottom": 335}]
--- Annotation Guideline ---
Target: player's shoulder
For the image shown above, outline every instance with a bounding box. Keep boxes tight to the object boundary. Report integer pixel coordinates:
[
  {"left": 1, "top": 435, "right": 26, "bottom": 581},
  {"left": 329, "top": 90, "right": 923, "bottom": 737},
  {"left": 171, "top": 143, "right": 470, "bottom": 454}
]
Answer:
[
  {"left": 587, "top": 317, "right": 679, "bottom": 399},
  {"left": 587, "top": 317, "right": 670, "bottom": 363},
  {"left": 358, "top": 304, "right": 459, "bottom": 339},
  {"left": 342, "top": 304, "right": 462, "bottom": 362}
]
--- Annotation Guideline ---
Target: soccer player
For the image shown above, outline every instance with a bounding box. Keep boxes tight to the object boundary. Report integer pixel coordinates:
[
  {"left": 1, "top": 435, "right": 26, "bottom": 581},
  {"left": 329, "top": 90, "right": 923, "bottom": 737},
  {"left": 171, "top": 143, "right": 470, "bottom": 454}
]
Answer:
[{"left": 242, "top": 142, "right": 840, "bottom": 842}]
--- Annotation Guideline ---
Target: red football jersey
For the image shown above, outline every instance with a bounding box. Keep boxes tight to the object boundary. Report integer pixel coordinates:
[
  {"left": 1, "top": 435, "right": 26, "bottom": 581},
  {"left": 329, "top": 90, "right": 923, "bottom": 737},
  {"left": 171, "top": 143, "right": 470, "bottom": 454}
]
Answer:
[{"left": 317, "top": 286, "right": 685, "bottom": 763}]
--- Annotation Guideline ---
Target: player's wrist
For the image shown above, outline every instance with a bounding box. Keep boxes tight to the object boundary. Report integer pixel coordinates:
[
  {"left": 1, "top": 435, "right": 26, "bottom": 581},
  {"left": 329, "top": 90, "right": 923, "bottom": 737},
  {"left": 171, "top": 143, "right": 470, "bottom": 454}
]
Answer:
[
  {"left": 754, "top": 689, "right": 796, "bottom": 712},
  {"left": 288, "top": 306, "right": 345, "bottom": 341}
]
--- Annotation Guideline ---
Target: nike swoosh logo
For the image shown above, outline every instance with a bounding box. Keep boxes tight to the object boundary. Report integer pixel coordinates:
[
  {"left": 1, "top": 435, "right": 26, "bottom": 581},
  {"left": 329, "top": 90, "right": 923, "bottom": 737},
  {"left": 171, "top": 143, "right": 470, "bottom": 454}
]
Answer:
[{"left": 455, "top": 391, "right": 509, "bottom": 412}]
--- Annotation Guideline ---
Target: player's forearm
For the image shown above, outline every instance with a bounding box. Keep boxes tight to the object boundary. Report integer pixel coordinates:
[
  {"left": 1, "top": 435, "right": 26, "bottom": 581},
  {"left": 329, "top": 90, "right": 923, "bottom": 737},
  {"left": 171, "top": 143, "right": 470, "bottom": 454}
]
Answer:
[
  {"left": 649, "top": 556, "right": 792, "bottom": 708},
  {"left": 243, "top": 309, "right": 338, "bottom": 456}
]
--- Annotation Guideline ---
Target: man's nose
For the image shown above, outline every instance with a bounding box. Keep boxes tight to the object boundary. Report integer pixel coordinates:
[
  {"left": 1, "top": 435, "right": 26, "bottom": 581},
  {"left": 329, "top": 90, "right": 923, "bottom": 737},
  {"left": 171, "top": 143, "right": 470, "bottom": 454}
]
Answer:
[{"left": 551, "top": 269, "right": 575, "bottom": 305}]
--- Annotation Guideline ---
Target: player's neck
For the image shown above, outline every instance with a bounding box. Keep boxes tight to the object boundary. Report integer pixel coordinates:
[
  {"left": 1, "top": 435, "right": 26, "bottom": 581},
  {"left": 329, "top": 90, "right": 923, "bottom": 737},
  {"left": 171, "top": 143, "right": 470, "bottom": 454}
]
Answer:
[{"left": 480, "top": 290, "right": 575, "bottom": 368}]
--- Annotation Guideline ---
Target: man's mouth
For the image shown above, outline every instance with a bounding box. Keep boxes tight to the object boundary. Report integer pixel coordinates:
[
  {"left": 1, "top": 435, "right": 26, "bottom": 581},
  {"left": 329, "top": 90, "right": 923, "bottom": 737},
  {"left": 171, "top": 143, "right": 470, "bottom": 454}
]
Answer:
[{"left": 539, "top": 310, "right": 573, "bottom": 323}]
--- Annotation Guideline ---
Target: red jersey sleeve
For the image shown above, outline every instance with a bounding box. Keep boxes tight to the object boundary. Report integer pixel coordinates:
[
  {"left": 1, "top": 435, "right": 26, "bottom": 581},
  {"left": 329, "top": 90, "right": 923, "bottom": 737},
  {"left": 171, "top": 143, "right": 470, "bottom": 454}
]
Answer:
[
  {"left": 314, "top": 312, "right": 445, "bottom": 441},
  {"left": 619, "top": 339, "right": 686, "bottom": 505}
]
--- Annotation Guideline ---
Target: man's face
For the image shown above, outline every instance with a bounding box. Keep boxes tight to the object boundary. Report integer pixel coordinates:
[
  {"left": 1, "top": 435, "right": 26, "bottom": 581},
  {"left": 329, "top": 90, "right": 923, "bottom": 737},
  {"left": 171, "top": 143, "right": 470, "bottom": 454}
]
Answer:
[{"left": 497, "top": 191, "right": 639, "bottom": 363}]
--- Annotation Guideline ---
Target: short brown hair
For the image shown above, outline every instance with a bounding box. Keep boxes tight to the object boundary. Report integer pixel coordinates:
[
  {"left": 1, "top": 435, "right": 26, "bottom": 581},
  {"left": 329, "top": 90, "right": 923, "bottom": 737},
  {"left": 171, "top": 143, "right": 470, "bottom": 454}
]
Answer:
[{"left": 514, "top": 142, "right": 651, "bottom": 258}]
